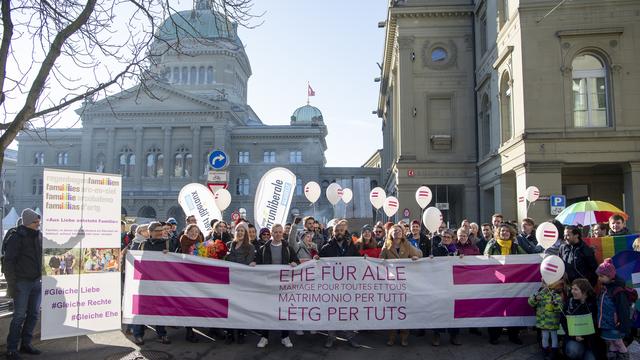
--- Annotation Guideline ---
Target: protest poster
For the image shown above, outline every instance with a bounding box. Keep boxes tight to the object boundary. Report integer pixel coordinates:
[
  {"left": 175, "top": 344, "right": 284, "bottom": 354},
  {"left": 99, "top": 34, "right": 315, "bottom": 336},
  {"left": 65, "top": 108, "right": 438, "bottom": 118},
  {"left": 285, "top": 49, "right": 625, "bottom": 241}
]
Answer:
[
  {"left": 253, "top": 168, "right": 296, "bottom": 230},
  {"left": 41, "top": 169, "right": 122, "bottom": 340},
  {"left": 123, "top": 252, "right": 543, "bottom": 330}
]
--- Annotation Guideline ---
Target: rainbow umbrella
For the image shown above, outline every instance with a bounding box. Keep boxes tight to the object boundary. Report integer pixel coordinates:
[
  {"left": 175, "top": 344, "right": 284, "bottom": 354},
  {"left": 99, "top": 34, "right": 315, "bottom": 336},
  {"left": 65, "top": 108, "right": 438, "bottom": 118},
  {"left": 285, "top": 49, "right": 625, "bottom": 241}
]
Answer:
[{"left": 555, "top": 200, "right": 628, "bottom": 225}]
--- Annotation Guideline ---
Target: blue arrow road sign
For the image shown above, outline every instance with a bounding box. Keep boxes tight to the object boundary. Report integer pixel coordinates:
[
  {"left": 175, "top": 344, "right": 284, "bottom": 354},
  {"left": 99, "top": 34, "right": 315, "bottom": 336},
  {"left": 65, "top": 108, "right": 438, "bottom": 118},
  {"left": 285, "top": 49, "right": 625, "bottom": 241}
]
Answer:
[{"left": 208, "top": 150, "right": 228, "bottom": 170}]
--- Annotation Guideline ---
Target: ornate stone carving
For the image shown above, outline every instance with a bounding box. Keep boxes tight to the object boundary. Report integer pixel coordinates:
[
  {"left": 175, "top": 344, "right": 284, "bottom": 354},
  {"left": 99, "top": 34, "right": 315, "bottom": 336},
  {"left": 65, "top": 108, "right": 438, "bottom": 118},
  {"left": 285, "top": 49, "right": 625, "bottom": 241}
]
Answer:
[{"left": 396, "top": 36, "right": 415, "bottom": 50}]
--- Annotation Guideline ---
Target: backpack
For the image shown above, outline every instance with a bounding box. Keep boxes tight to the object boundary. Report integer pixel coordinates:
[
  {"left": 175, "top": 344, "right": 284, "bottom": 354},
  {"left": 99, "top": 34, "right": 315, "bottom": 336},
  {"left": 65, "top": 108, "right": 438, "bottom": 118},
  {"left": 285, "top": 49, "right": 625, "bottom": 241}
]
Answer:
[
  {"left": 612, "top": 285, "right": 639, "bottom": 321},
  {"left": 0, "top": 227, "right": 18, "bottom": 273}
]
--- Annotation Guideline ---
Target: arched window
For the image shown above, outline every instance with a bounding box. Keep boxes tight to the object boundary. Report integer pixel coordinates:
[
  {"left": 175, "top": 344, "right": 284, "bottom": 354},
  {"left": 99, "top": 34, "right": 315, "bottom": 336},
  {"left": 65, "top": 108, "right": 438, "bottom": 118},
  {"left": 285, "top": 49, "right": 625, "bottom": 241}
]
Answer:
[
  {"left": 172, "top": 66, "right": 180, "bottom": 83},
  {"left": 190, "top": 66, "right": 197, "bottom": 85},
  {"left": 137, "top": 206, "right": 156, "bottom": 219},
  {"left": 572, "top": 53, "right": 609, "bottom": 128},
  {"left": 500, "top": 72, "right": 513, "bottom": 143},
  {"left": 181, "top": 66, "right": 188, "bottom": 84},
  {"left": 206, "top": 66, "right": 214, "bottom": 84},
  {"left": 32, "top": 178, "right": 37, "bottom": 195},
  {"left": 236, "top": 176, "right": 250, "bottom": 196},
  {"left": 118, "top": 147, "right": 134, "bottom": 177},
  {"left": 174, "top": 146, "right": 190, "bottom": 177},
  {"left": 33, "top": 152, "right": 44, "bottom": 165},
  {"left": 57, "top": 152, "right": 69, "bottom": 165},
  {"left": 296, "top": 178, "right": 303, "bottom": 196},
  {"left": 157, "top": 154, "right": 164, "bottom": 177},
  {"left": 198, "top": 66, "right": 205, "bottom": 85},
  {"left": 96, "top": 153, "right": 106, "bottom": 173},
  {"left": 481, "top": 94, "right": 491, "bottom": 156},
  {"left": 145, "top": 147, "right": 162, "bottom": 177}
]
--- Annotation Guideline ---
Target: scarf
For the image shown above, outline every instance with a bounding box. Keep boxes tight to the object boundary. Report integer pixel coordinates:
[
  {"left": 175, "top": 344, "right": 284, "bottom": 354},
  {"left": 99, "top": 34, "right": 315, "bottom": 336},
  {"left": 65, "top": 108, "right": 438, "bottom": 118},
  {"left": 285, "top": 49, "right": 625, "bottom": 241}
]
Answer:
[
  {"left": 446, "top": 243, "right": 457, "bottom": 254},
  {"left": 496, "top": 238, "right": 512, "bottom": 255},
  {"left": 180, "top": 233, "right": 202, "bottom": 255}
]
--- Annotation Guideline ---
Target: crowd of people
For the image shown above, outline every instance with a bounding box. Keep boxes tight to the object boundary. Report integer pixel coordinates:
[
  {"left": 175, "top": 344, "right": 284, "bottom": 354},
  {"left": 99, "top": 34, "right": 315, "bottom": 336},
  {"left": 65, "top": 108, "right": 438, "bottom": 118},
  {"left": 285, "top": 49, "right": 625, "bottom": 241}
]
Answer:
[
  {"left": 0, "top": 206, "right": 637, "bottom": 359},
  {"left": 117, "top": 211, "right": 635, "bottom": 360}
]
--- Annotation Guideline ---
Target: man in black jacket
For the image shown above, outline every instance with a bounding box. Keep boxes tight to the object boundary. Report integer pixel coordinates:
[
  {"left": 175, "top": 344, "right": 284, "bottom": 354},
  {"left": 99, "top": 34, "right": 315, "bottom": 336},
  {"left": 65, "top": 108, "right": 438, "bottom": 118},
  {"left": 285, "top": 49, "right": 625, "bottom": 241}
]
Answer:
[
  {"left": 319, "top": 220, "right": 360, "bottom": 348},
  {"left": 559, "top": 225, "right": 598, "bottom": 287},
  {"left": 3, "top": 209, "right": 43, "bottom": 359},
  {"left": 132, "top": 222, "right": 171, "bottom": 345},
  {"left": 251, "top": 224, "right": 299, "bottom": 348}
]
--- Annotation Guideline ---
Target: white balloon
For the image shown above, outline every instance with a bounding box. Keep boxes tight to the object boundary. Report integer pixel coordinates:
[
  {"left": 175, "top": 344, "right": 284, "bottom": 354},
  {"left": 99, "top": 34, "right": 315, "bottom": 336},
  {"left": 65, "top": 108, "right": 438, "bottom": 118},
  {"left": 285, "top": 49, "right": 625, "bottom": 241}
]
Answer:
[
  {"left": 342, "top": 188, "right": 353, "bottom": 204},
  {"left": 540, "top": 255, "right": 565, "bottom": 285},
  {"left": 369, "top": 187, "right": 386, "bottom": 210},
  {"left": 422, "top": 207, "right": 443, "bottom": 234},
  {"left": 415, "top": 186, "right": 433, "bottom": 209},
  {"left": 536, "top": 222, "right": 559, "bottom": 249},
  {"left": 526, "top": 186, "right": 540, "bottom": 202},
  {"left": 383, "top": 196, "right": 399, "bottom": 217},
  {"left": 214, "top": 188, "right": 232, "bottom": 211},
  {"left": 326, "top": 183, "right": 343, "bottom": 205},
  {"left": 304, "top": 181, "right": 321, "bottom": 203}
]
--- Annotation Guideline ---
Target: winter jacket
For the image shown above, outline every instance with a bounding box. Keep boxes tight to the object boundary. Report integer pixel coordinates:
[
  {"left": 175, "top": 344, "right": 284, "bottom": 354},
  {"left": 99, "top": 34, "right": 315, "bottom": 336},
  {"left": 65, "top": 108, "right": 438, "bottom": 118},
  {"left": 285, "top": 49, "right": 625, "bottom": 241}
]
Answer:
[
  {"left": 138, "top": 237, "right": 169, "bottom": 252},
  {"left": 559, "top": 240, "right": 598, "bottom": 286},
  {"left": 517, "top": 232, "right": 543, "bottom": 254},
  {"left": 289, "top": 223, "right": 325, "bottom": 250},
  {"left": 319, "top": 235, "right": 360, "bottom": 258},
  {"left": 359, "top": 246, "right": 381, "bottom": 258},
  {"left": 456, "top": 241, "right": 480, "bottom": 256},
  {"left": 432, "top": 243, "right": 457, "bottom": 257},
  {"left": 255, "top": 240, "right": 300, "bottom": 265},
  {"left": 609, "top": 228, "right": 631, "bottom": 236},
  {"left": 528, "top": 287, "right": 563, "bottom": 330},
  {"left": 475, "top": 236, "right": 488, "bottom": 254},
  {"left": 225, "top": 242, "right": 256, "bottom": 265},
  {"left": 379, "top": 243, "right": 422, "bottom": 259},
  {"left": 484, "top": 239, "right": 526, "bottom": 256},
  {"left": 597, "top": 278, "right": 631, "bottom": 337},
  {"left": 3, "top": 225, "right": 43, "bottom": 283}
]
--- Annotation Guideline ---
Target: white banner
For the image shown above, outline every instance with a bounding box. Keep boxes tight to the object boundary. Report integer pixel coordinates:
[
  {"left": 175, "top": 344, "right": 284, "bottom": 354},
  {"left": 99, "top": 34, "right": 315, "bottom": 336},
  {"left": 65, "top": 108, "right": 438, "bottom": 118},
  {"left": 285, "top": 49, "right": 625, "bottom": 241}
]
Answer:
[
  {"left": 123, "top": 252, "right": 544, "bottom": 330},
  {"left": 41, "top": 169, "right": 122, "bottom": 340},
  {"left": 178, "top": 183, "right": 222, "bottom": 234},
  {"left": 253, "top": 167, "right": 296, "bottom": 230}
]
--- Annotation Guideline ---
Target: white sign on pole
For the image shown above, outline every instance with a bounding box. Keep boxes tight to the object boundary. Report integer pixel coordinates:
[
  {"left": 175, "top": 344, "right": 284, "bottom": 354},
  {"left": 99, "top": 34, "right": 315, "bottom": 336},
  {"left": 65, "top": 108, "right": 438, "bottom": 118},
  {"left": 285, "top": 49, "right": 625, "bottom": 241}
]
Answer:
[
  {"left": 41, "top": 169, "right": 122, "bottom": 340},
  {"left": 253, "top": 168, "right": 296, "bottom": 230},
  {"left": 207, "top": 170, "right": 228, "bottom": 183}
]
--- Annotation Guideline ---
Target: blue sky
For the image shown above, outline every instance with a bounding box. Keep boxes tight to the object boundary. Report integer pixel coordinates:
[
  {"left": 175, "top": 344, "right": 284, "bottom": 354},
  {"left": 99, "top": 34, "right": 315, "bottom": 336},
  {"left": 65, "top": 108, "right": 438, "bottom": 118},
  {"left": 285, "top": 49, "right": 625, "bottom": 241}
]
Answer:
[{"left": 236, "top": 0, "right": 387, "bottom": 166}]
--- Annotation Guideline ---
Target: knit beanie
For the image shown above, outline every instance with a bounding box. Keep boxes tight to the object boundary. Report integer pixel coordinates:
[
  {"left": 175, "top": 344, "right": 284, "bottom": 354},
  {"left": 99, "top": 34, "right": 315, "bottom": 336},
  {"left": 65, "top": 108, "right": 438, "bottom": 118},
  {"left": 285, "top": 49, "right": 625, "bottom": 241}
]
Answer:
[
  {"left": 596, "top": 258, "right": 616, "bottom": 279},
  {"left": 21, "top": 208, "right": 40, "bottom": 226},
  {"left": 259, "top": 228, "right": 271, "bottom": 237}
]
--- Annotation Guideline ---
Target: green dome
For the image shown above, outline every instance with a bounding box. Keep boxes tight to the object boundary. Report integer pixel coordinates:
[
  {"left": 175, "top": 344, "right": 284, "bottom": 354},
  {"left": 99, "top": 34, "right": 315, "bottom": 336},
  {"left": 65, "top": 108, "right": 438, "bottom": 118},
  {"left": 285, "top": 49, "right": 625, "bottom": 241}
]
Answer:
[
  {"left": 291, "top": 105, "right": 323, "bottom": 124},
  {"left": 157, "top": 8, "right": 241, "bottom": 44}
]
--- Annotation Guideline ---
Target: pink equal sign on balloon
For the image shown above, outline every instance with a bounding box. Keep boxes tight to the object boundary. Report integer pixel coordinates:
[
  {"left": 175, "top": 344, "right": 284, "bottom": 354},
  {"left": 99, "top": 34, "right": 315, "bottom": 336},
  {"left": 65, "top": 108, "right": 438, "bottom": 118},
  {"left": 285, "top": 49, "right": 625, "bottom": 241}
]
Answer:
[
  {"left": 305, "top": 187, "right": 310, "bottom": 193},
  {"left": 543, "top": 262, "right": 558, "bottom": 273},
  {"left": 371, "top": 192, "right": 379, "bottom": 198},
  {"left": 543, "top": 230, "right": 556, "bottom": 239},
  {"left": 518, "top": 196, "right": 525, "bottom": 203},
  {"left": 337, "top": 190, "right": 344, "bottom": 196},
  {"left": 388, "top": 200, "right": 398, "bottom": 207},
  {"left": 418, "top": 190, "right": 430, "bottom": 197}
]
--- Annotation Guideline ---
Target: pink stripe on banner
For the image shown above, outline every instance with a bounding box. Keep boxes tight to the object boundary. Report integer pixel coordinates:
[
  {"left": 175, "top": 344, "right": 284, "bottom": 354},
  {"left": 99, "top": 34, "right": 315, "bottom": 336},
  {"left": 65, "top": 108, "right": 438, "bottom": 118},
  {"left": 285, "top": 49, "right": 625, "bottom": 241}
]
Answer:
[
  {"left": 452, "top": 264, "right": 541, "bottom": 285},
  {"left": 134, "top": 260, "right": 230, "bottom": 284},
  {"left": 454, "top": 297, "right": 534, "bottom": 318},
  {"left": 133, "top": 295, "right": 228, "bottom": 318}
]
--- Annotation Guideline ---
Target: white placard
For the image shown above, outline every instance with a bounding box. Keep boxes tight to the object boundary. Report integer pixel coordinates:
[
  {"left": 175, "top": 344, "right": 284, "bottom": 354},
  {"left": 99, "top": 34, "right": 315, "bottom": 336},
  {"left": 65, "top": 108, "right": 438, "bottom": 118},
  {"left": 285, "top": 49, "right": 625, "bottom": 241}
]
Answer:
[{"left": 253, "top": 168, "right": 296, "bottom": 230}]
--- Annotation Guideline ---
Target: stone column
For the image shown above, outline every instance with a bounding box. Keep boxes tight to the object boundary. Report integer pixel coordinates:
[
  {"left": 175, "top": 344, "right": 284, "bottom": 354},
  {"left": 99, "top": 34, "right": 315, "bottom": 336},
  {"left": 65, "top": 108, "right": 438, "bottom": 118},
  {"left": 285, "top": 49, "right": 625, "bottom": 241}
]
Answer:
[
  {"left": 624, "top": 162, "right": 640, "bottom": 231},
  {"left": 494, "top": 174, "right": 516, "bottom": 219},
  {"left": 191, "top": 125, "right": 201, "bottom": 182},
  {"left": 163, "top": 126, "right": 172, "bottom": 187},
  {"left": 396, "top": 36, "right": 416, "bottom": 161},
  {"left": 515, "top": 163, "right": 562, "bottom": 223},
  {"left": 106, "top": 128, "right": 115, "bottom": 173},
  {"left": 134, "top": 127, "right": 143, "bottom": 187},
  {"left": 80, "top": 127, "right": 93, "bottom": 171}
]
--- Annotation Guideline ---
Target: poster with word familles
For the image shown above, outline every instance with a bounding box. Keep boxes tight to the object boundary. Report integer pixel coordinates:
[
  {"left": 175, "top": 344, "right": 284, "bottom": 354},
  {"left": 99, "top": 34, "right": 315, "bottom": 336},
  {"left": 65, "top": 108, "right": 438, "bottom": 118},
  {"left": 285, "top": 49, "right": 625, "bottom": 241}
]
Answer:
[{"left": 41, "top": 169, "right": 122, "bottom": 340}]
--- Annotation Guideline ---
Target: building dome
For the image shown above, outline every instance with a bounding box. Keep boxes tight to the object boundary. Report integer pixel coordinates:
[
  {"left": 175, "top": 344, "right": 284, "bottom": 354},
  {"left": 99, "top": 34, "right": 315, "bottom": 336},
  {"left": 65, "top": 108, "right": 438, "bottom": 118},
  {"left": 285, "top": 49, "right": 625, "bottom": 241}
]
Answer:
[
  {"left": 157, "top": 3, "right": 241, "bottom": 45},
  {"left": 291, "top": 105, "right": 324, "bottom": 125}
]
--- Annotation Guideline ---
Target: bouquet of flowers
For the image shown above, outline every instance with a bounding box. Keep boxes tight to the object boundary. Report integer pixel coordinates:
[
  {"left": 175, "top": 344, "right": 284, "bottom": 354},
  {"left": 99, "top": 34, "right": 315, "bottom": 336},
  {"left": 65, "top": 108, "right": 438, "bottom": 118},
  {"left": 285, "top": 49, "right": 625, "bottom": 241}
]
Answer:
[{"left": 195, "top": 239, "right": 228, "bottom": 259}]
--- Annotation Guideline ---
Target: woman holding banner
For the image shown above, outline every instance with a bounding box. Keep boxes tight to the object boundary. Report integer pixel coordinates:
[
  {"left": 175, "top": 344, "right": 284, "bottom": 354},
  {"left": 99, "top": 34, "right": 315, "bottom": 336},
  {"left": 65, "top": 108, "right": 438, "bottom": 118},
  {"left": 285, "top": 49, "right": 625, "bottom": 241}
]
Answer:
[
  {"left": 224, "top": 222, "right": 256, "bottom": 344},
  {"left": 380, "top": 224, "right": 421, "bottom": 346}
]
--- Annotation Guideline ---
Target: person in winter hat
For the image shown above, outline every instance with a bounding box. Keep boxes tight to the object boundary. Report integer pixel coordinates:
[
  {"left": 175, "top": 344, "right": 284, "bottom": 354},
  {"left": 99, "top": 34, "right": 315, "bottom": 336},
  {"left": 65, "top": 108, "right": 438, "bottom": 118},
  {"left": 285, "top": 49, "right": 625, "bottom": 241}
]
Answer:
[{"left": 596, "top": 258, "right": 630, "bottom": 360}]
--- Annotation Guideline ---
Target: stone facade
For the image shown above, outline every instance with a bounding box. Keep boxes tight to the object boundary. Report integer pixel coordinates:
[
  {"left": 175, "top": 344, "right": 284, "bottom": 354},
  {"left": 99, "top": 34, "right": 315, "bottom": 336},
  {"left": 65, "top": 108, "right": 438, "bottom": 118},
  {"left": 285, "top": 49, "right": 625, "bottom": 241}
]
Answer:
[
  {"left": 12, "top": 5, "right": 378, "bottom": 229},
  {"left": 378, "top": 0, "right": 640, "bottom": 229}
]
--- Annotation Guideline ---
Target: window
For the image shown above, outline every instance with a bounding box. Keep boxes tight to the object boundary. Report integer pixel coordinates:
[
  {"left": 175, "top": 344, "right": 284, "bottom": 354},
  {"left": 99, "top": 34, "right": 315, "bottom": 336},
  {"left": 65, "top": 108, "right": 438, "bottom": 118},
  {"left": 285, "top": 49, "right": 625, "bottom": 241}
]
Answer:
[
  {"left": 181, "top": 67, "right": 188, "bottom": 84},
  {"left": 572, "top": 53, "right": 609, "bottom": 128},
  {"left": 431, "top": 48, "right": 447, "bottom": 63},
  {"left": 118, "top": 147, "right": 134, "bottom": 177},
  {"left": 32, "top": 178, "right": 37, "bottom": 195},
  {"left": 96, "top": 153, "right": 106, "bottom": 173},
  {"left": 173, "top": 66, "right": 180, "bottom": 83},
  {"left": 145, "top": 147, "right": 163, "bottom": 177},
  {"left": 236, "top": 176, "right": 250, "bottom": 196},
  {"left": 289, "top": 151, "right": 302, "bottom": 163},
  {"left": 296, "top": 178, "right": 303, "bottom": 196},
  {"left": 57, "top": 152, "right": 68, "bottom": 165},
  {"left": 479, "top": 14, "right": 487, "bottom": 55},
  {"left": 263, "top": 151, "right": 276, "bottom": 163},
  {"left": 500, "top": 0, "right": 510, "bottom": 27},
  {"left": 190, "top": 66, "right": 197, "bottom": 85},
  {"left": 481, "top": 94, "right": 491, "bottom": 156},
  {"left": 33, "top": 152, "right": 44, "bottom": 165},
  {"left": 500, "top": 72, "right": 513, "bottom": 143},
  {"left": 206, "top": 66, "right": 214, "bottom": 84},
  {"left": 198, "top": 66, "right": 205, "bottom": 85},
  {"left": 174, "top": 146, "right": 191, "bottom": 177},
  {"left": 238, "top": 151, "right": 249, "bottom": 164}
]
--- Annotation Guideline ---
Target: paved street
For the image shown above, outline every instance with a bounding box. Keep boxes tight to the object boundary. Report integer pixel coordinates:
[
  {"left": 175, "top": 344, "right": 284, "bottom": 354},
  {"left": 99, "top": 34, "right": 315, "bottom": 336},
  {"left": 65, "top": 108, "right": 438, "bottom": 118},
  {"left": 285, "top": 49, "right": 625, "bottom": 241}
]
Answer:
[{"left": 10, "top": 327, "right": 544, "bottom": 360}]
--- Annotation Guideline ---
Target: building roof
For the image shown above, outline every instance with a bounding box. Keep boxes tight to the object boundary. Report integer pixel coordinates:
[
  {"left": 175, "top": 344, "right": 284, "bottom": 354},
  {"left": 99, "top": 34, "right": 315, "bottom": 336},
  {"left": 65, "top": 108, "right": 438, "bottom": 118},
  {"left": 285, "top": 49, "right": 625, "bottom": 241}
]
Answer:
[
  {"left": 156, "top": 3, "right": 242, "bottom": 45},
  {"left": 291, "top": 105, "right": 324, "bottom": 125}
]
